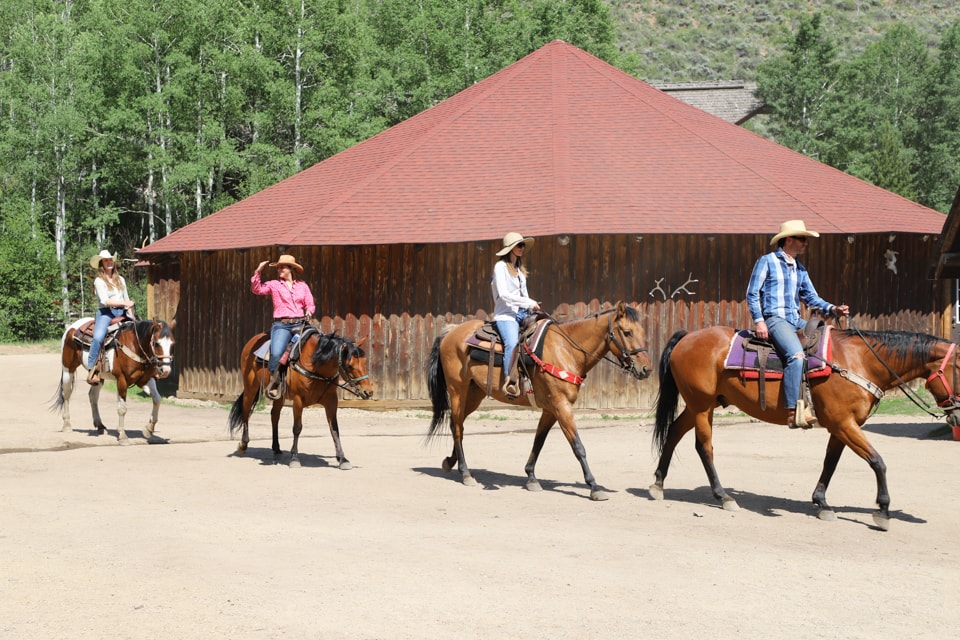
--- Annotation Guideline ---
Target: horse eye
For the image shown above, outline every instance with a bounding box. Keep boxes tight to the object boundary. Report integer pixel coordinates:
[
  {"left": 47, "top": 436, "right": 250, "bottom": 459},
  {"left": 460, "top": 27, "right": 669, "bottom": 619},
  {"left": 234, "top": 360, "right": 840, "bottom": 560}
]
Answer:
[{"left": 622, "top": 330, "right": 633, "bottom": 338}]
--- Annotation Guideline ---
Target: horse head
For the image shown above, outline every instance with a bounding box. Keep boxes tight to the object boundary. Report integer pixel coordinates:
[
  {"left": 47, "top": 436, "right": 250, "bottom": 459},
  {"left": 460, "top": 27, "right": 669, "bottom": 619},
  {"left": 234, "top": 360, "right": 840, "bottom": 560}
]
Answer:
[
  {"left": 608, "top": 302, "right": 652, "bottom": 380},
  {"left": 339, "top": 337, "right": 374, "bottom": 400},
  {"left": 150, "top": 319, "right": 176, "bottom": 379},
  {"left": 923, "top": 339, "right": 960, "bottom": 426}
]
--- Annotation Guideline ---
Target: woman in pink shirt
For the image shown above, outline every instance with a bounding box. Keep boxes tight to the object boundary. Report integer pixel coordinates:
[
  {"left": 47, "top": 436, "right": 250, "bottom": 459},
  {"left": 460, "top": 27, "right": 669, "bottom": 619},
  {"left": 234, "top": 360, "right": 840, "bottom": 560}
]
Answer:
[{"left": 251, "top": 254, "right": 316, "bottom": 399}]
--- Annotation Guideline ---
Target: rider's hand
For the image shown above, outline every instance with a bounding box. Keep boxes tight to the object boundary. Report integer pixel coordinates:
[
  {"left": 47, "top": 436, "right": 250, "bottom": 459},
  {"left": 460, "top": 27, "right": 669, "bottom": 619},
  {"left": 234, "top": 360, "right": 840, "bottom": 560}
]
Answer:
[
  {"left": 832, "top": 304, "right": 850, "bottom": 317},
  {"left": 754, "top": 320, "right": 769, "bottom": 340},
  {"left": 256, "top": 260, "right": 269, "bottom": 273}
]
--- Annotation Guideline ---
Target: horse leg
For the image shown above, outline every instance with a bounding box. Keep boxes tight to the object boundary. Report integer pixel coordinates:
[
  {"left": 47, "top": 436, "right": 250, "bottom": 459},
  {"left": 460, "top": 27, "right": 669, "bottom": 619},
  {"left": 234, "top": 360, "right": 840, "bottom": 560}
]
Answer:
[
  {"left": 824, "top": 422, "right": 891, "bottom": 530},
  {"left": 88, "top": 382, "right": 108, "bottom": 435},
  {"left": 323, "top": 400, "right": 351, "bottom": 470},
  {"left": 270, "top": 399, "right": 284, "bottom": 460},
  {"left": 443, "top": 385, "right": 484, "bottom": 486},
  {"left": 114, "top": 379, "right": 131, "bottom": 444},
  {"left": 553, "top": 405, "right": 608, "bottom": 501},
  {"left": 811, "top": 435, "right": 845, "bottom": 522},
  {"left": 289, "top": 397, "right": 305, "bottom": 469},
  {"left": 523, "top": 412, "right": 557, "bottom": 493},
  {"left": 650, "top": 406, "right": 696, "bottom": 500},
  {"left": 693, "top": 430, "right": 738, "bottom": 511},
  {"left": 59, "top": 367, "right": 74, "bottom": 432},
  {"left": 141, "top": 378, "right": 160, "bottom": 440}
]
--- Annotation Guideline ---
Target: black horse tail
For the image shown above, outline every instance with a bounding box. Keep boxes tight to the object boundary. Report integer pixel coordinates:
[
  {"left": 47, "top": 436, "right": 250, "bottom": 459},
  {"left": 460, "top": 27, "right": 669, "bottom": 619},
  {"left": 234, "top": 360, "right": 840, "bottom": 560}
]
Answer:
[
  {"left": 227, "top": 389, "right": 258, "bottom": 437},
  {"left": 653, "top": 329, "right": 687, "bottom": 457},
  {"left": 49, "top": 377, "right": 66, "bottom": 414},
  {"left": 426, "top": 335, "right": 450, "bottom": 442}
]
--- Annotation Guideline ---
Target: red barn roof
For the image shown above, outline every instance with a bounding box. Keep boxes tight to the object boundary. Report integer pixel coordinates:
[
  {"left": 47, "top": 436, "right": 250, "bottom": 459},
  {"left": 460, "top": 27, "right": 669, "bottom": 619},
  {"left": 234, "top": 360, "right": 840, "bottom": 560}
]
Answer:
[{"left": 139, "top": 40, "right": 944, "bottom": 255}]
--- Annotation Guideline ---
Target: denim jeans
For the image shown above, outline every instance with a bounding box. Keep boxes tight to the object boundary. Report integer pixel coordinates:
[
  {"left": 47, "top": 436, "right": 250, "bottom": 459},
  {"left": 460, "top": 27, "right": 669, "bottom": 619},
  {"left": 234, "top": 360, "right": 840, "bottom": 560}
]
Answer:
[
  {"left": 765, "top": 314, "right": 806, "bottom": 410},
  {"left": 88, "top": 307, "right": 126, "bottom": 369},
  {"left": 496, "top": 319, "right": 520, "bottom": 376},
  {"left": 268, "top": 321, "right": 303, "bottom": 373}
]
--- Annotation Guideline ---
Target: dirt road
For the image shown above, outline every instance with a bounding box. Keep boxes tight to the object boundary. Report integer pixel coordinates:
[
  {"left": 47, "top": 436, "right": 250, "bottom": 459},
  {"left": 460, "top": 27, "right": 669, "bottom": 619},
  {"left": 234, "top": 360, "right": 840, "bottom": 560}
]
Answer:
[{"left": 1, "top": 349, "right": 958, "bottom": 639}]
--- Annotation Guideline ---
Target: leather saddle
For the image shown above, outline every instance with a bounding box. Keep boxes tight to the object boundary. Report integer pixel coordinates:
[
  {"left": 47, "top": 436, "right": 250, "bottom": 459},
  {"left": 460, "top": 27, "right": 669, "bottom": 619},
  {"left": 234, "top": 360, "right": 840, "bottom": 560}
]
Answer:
[
  {"left": 71, "top": 316, "right": 130, "bottom": 352},
  {"left": 723, "top": 319, "right": 833, "bottom": 410},
  {"left": 465, "top": 313, "right": 553, "bottom": 397},
  {"left": 253, "top": 325, "right": 316, "bottom": 365}
]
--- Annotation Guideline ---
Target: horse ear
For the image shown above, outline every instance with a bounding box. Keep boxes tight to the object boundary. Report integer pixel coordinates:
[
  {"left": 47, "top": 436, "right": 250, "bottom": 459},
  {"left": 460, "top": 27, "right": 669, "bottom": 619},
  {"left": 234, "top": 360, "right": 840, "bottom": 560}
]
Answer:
[
  {"left": 169, "top": 319, "right": 177, "bottom": 330},
  {"left": 616, "top": 300, "right": 627, "bottom": 317},
  {"left": 355, "top": 337, "right": 367, "bottom": 348}
]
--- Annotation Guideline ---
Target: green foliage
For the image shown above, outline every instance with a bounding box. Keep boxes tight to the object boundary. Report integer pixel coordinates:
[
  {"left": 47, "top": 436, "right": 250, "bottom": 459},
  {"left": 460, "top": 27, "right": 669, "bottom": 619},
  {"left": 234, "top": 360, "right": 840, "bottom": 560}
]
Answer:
[{"left": 0, "top": 204, "right": 61, "bottom": 341}]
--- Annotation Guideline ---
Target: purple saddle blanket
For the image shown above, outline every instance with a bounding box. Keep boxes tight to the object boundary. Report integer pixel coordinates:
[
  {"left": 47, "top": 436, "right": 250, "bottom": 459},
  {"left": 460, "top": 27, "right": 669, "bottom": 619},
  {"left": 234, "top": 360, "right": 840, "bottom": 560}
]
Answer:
[{"left": 723, "top": 327, "right": 831, "bottom": 378}]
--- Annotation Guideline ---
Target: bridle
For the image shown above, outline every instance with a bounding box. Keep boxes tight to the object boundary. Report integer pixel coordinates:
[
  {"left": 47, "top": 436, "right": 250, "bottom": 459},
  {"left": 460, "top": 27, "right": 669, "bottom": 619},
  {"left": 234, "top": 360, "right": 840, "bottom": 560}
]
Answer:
[
  {"left": 605, "top": 312, "right": 649, "bottom": 380},
  {"left": 117, "top": 321, "right": 174, "bottom": 373},
  {"left": 291, "top": 338, "right": 370, "bottom": 399}
]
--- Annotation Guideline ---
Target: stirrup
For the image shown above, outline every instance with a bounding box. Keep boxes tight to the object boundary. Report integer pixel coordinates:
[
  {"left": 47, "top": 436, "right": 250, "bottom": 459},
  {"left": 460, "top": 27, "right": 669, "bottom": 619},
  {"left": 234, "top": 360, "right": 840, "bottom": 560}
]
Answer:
[
  {"left": 86, "top": 366, "right": 101, "bottom": 386},
  {"left": 502, "top": 377, "right": 520, "bottom": 399},
  {"left": 265, "top": 371, "right": 283, "bottom": 400}
]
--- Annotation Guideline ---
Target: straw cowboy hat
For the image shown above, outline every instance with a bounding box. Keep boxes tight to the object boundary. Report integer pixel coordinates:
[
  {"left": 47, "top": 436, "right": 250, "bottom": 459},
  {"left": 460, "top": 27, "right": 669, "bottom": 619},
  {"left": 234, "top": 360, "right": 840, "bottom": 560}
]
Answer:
[
  {"left": 496, "top": 232, "right": 535, "bottom": 256},
  {"left": 770, "top": 220, "right": 820, "bottom": 246},
  {"left": 269, "top": 254, "right": 304, "bottom": 273},
  {"left": 89, "top": 250, "right": 118, "bottom": 268}
]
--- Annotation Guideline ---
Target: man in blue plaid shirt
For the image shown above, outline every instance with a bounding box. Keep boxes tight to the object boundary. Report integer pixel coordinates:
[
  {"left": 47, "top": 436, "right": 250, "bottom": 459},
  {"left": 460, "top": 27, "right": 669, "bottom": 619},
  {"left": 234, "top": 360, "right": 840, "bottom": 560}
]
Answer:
[{"left": 746, "top": 220, "right": 849, "bottom": 428}]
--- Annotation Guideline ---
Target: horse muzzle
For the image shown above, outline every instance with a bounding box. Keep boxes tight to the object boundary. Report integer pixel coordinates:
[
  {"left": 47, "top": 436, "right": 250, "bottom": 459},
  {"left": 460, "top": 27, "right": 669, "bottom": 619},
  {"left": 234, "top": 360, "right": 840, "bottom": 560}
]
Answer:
[{"left": 946, "top": 409, "right": 960, "bottom": 428}]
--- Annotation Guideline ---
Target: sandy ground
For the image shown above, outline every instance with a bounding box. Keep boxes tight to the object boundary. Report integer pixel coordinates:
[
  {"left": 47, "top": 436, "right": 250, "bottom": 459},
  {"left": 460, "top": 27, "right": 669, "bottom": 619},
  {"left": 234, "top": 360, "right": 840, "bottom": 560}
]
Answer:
[{"left": 1, "top": 347, "right": 959, "bottom": 639}]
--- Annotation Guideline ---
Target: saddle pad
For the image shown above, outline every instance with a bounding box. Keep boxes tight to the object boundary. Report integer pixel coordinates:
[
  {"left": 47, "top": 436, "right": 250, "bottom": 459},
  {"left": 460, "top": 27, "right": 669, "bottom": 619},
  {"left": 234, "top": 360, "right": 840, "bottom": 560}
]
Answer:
[
  {"left": 253, "top": 341, "right": 271, "bottom": 362},
  {"left": 467, "top": 319, "right": 552, "bottom": 367},
  {"left": 724, "top": 327, "right": 832, "bottom": 380}
]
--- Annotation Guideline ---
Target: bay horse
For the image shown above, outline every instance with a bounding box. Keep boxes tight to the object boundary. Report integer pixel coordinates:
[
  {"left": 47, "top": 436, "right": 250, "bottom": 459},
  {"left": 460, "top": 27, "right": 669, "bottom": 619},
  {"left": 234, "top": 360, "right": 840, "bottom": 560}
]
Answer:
[
  {"left": 53, "top": 318, "right": 176, "bottom": 443},
  {"left": 651, "top": 325, "right": 960, "bottom": 530},
  {"left": 427, "top": 302, "right": 653, "bottom": 500},
  {"left": 228, "top": 328, "right": 374, "bottom": 468}
]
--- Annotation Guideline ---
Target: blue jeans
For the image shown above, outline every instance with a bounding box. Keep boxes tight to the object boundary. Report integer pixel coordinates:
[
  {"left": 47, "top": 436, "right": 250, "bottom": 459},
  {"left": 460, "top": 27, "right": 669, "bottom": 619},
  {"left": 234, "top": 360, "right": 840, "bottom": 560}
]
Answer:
[
  {"left": 765, "top": 315, "right": 806, "bottom": 410},
  {"left": 269, "top": 321, "right": 302, "bottom": 373},
  {"left": 88, "top": 307, "right": 126, "bottom": 369},
  {"left": 496, "top": 319, "right": 520, "bottom": 377}
]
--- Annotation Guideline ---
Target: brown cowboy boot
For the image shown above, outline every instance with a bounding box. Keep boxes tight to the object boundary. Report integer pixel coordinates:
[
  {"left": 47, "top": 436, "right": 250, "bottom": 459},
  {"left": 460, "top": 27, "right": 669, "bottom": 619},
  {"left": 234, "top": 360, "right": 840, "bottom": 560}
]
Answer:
[
  {"left": 265, "top": 369, "right": 284, "bottom": 400},
  {"left": 502, "top": 348, "right": 522, "bottom": 399},
  {"left": 86, "top": 365, "right": 101, "bottom": 386}
]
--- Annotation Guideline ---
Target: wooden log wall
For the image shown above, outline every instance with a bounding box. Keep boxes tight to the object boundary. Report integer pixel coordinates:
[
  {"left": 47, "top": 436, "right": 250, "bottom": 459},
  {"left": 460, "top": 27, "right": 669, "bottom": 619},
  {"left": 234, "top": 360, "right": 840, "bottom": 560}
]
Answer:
[{"left": 148, "top": 232, "right": 949, "bottom": 410}]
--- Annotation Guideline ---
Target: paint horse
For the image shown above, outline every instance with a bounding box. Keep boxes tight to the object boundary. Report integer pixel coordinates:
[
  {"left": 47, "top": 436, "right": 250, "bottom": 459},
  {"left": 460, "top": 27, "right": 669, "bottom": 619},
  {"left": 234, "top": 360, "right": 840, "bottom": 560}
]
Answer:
[
  {"left": 228, "top": 327, "right": 373, "bottom": 468},
  {"left": 53, "top": 318, "right": 176, "bottom": 443},
  {"left": 427, "top": 302, "right": 653, "bottom": 500},
  {"left": 651, "top": 325, "right": 960, "bottom": 530}
]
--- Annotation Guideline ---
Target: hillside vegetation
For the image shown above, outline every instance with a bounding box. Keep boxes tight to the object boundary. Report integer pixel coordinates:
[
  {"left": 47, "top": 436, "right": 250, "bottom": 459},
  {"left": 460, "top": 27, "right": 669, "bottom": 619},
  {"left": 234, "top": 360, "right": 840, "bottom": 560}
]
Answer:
[{"left": 609, "top": 0, "right": 960, "bottom": 81}]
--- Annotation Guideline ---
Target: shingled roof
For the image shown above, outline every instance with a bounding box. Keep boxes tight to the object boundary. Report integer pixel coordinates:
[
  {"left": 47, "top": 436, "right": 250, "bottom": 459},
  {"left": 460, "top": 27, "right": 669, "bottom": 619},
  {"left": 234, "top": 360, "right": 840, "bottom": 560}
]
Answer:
[
  {"left": 653, "top": 81, "right": 765, "bottom": 125},
  {"left": 138, "top": 40, "right": 945, "bottom": 256}
]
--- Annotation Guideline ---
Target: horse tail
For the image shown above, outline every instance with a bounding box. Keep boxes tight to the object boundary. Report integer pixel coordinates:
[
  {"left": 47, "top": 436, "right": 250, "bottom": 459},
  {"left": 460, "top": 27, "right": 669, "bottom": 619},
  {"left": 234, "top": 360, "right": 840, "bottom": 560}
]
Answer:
[
  {"left": 227, "top": 391, "right": 256, "bottom": 437},
  {"left": 49, "top": 377, "right": 66, "bottom": 414},
  {"left": 653, "top": 329, "right": 687, "bottom": 456},
  {"left": 426, "top": 335, "right": 450, "bottom": 440}
]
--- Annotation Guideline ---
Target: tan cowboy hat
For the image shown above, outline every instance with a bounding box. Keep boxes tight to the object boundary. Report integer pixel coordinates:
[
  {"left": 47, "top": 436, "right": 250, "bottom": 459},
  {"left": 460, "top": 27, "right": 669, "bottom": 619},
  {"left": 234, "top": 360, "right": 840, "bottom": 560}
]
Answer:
[
  {"left": 89, "top": 250, "right": 118, "bottom": 268},
  {"left": 496, "top": 232, "right": 535, "bottom": 256},
  {"left": 269, "top": 254, "right": 304, "bottom": 273},
  {"left": 770, "top": 220, "right": 820, "bottom": 246}
]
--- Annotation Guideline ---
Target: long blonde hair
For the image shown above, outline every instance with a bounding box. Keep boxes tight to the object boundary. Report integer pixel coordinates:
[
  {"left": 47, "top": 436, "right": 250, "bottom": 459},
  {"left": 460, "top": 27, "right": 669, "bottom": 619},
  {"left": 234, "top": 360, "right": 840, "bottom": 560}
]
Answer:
[{"left": 97, "top": 263, "right": 123, "bottom": 291}]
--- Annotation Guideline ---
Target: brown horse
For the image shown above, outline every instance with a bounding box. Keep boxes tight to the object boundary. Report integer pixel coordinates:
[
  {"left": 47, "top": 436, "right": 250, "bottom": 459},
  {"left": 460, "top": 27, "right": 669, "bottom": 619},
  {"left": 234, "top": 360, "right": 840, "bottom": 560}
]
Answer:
[
  {"left": 651, "top": 325, "right": 960, "bottom": 530},
  {"left": 427, "top": 302, "right": 653, "bottom": 500},
  {"left": 228, "top": 328, "right": 374, "bottom": 468},
  {"left": 53, "top": 318, "right": 176, "bottom": 443}
]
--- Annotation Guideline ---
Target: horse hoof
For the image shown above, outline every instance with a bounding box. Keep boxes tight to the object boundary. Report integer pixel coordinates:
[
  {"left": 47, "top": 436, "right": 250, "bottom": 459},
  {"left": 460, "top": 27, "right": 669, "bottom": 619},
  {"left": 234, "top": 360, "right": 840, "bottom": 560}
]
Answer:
[
  {"left": 289, "top": 457, "right": 301, "bottom": 469},
  {"left": 721, "top": 499, "right": 740, "bottom": 512},
  {"left": 525, "top": 480, "right": 543, "bottom": 492},
  {"left": 872, "top": 511, "right": 891, "bottom": 531},
  {"left": 236, "top": 444, "right": 248, "bottom": 454},
  {"left": 118, "top": 439, "right": 132, "bottom": 447},
  {"left": 441, "top": 459, "right": 454, "bottom": 473},
  {"left": 590, "top": 489, "right": 610, "bottom": 501},
  {"left": 648, "top": 484, "right": 664, "bottom": 501},
  {"left": 339, "top": 460, "right": 353, "bottom": 471},
  {"left": 461, "top": 475, "right": 477, "bottom": 487},
  {"left": 817, "top": 509, "right": 838, "bottom": 522}
]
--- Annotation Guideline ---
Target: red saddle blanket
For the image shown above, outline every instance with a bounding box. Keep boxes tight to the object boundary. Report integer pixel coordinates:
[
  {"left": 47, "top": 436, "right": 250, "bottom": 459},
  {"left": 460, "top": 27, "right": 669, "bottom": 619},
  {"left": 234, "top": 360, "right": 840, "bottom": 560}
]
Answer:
[{"left": 723, "top": 327, "right": 832, "bottom": 380}]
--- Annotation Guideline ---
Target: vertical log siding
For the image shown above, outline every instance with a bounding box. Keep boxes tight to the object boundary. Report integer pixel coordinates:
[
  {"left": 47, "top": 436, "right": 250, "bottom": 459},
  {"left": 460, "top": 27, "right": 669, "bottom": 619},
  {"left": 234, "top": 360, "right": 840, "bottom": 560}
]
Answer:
[{"left": 149, "top": 233, "right": 948, "bottom": 410}]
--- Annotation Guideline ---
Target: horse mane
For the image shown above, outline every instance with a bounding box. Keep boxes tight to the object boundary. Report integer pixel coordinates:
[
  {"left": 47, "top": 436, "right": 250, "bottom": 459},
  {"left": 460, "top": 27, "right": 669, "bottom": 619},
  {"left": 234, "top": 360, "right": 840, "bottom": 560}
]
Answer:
[
  {"left": 841, "top": 329, "right": 942, "bottom": 361},
  {"left": 581, "top": 305, "right": 641, "bottom": 323},
  {"left": 310, "top": 333, "right": 366, "bottom": 367},
  {"left": 134, "top": 319, "right": 156, "bottom": 342}
]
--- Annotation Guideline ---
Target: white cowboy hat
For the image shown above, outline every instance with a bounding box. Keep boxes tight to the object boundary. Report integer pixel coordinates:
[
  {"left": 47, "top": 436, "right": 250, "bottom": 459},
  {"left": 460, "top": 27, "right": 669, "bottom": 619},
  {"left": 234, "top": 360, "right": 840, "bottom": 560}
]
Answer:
[
  {"left": 770, "top": 220, "right": 820, "bottom": 246},
  {"left": 269, "top": 254, "right": 304, "bottom": 273},
  {"left": 495, "top": 232, "right": 535, "bottom": 256},
  {"left": 90, "top": 250, "right": 118, "bottom": 268}
]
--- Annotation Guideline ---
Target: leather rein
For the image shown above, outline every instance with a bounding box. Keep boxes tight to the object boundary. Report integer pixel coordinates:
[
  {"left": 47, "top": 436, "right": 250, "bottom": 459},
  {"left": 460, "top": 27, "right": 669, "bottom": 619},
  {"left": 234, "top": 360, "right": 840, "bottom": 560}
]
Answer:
[
  {"left": 290, "top": 338, "right": 369, "bottom": 398},
  {"left": 116, "top": 322, "right": 173, "bottom": 373}
]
